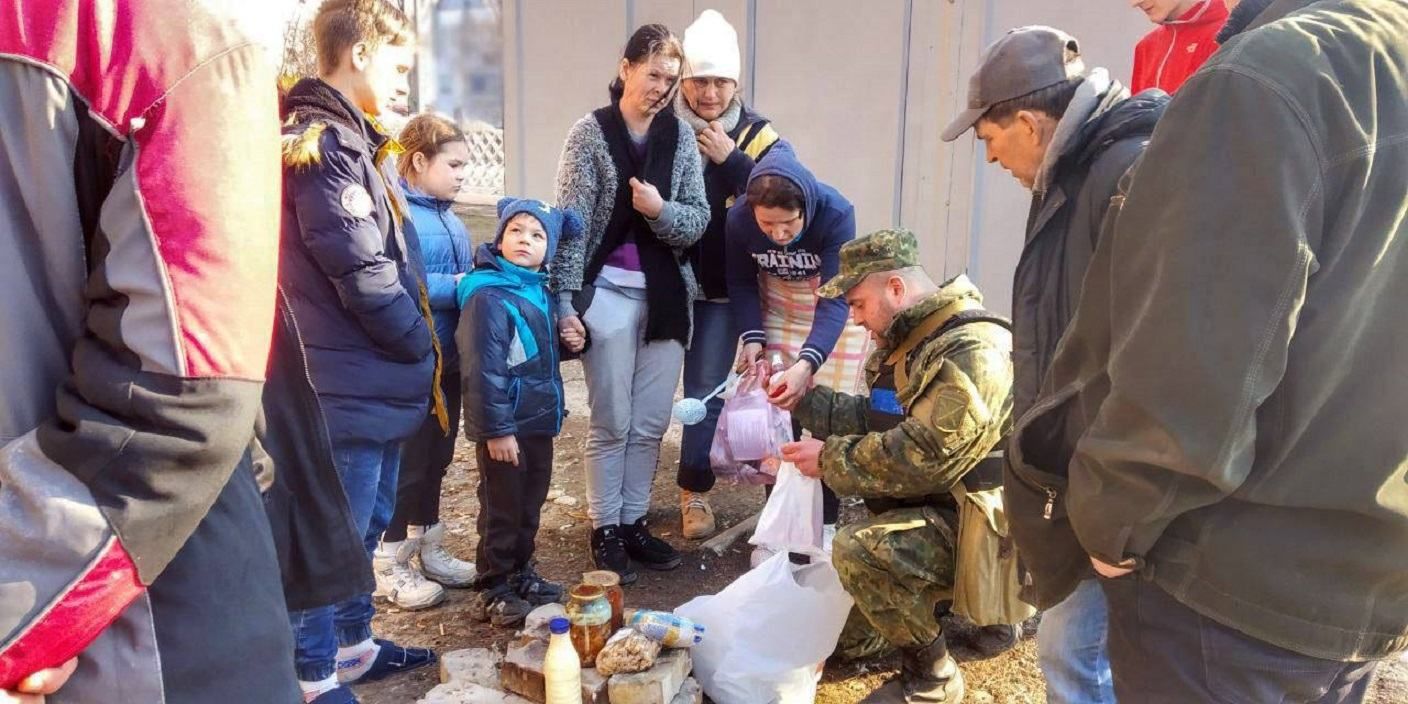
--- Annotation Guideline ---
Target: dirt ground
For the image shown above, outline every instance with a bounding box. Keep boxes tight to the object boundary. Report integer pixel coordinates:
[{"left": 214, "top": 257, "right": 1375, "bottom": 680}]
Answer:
[
  {"left": 355, "top": 208, "right": 1406, "bottom": 703},
  {"left": 355, "top": 360, "right": 1048, "bottom": 703}
]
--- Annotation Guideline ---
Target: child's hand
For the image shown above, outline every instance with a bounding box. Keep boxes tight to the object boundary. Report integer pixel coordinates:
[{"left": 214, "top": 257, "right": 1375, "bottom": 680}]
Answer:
[
  {"left": 560, "top": 323, "right": 586, "bottom": 352},
  {"left": 486, "top": 435, "right": 520, "bottom": 466}
]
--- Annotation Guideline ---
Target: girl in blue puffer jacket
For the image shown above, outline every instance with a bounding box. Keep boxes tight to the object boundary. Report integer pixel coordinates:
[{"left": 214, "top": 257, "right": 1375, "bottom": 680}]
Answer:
[
  {"left": 375, "top": 114, "right": 476, "bottom": 611},
  {"left": 458, "top": 197, "right": 585, "bottom": 627}
]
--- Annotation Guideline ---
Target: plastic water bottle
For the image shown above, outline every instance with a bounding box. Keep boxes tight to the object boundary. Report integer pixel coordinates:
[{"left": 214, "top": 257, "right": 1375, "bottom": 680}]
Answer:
[
  {"left": 624, "top": 609, "right": 706, "bottom": 648},
  {"left": 544, "top": 617, "right": 582, "bottom": 704}
]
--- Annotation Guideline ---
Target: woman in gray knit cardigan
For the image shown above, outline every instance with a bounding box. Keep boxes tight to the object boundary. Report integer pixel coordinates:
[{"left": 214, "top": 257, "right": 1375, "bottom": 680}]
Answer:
[{"left": 549, "top": 23, "right": 709, "bottom": 584}]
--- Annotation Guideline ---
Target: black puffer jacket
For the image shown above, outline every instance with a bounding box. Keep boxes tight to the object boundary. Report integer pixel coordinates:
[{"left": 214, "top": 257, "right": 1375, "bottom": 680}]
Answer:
[
  {"left": 1003, "top": 79, "right": 1169, "bottom": 609},
  {"left": 259, "top": 290, "right": 374, "bottom": 611}
]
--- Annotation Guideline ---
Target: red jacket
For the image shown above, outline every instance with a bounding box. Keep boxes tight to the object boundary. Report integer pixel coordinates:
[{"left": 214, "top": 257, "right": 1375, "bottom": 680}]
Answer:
[
  {"left": 0, "top": 1, "right": 291, "bottom": 700},
  {"left": 1131, "top": 0, "right": 1229, "bottom": 94}
]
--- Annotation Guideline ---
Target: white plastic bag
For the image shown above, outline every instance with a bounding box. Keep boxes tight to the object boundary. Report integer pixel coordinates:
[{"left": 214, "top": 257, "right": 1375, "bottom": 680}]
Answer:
[
  {"left": 750, "top": 461, "right": 823, "bottom": 553},
  {"left": 676, "top": 551, "right": 854, "bottom": 704}
]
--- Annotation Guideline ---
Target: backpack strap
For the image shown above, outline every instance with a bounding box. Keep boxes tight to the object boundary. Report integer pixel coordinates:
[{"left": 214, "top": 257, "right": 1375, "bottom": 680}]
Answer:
[{"left": 891, "top": 309, "right": 1011, "bottom": 393}]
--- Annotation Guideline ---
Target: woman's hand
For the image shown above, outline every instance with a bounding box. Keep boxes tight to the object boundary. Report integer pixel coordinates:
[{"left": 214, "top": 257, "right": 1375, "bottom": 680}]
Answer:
[
  {"left": 1, "top": 658, "right": 78, "bottom": 704},
  {"left": 629, "top": 177, "right": 664, "bottom": 219},
  {"left": 696, "top": 121, "right": 735, "bottom": 165},
  {"left": 767, "top": 361, "right": 813, "bottom": 411},
  {"left": 734, "top": 342, "right": 764, "bottom": 373},
  {"left": 486, "top": 435, "right": 521, "bottom": 466}
]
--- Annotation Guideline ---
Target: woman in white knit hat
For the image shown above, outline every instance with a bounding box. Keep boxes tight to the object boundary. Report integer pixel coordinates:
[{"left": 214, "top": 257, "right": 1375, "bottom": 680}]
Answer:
[{"left": 673, "top": 9, "right": 783, "bottom": 540}]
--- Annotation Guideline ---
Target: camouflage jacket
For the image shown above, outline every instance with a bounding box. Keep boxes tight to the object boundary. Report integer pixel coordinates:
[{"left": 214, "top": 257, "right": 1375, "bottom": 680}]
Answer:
[{"left": 794, "top": 276, "right": 1014, "bottom": 499}]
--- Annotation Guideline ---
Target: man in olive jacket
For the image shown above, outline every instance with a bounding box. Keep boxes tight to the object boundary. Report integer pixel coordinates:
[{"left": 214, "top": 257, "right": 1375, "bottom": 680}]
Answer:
[
  {"left": 778, "top": 229, "right": 1021, "bottom": 703},
  {"left": 1013, "top": 0, "right": 1408, "bottom": 699}
]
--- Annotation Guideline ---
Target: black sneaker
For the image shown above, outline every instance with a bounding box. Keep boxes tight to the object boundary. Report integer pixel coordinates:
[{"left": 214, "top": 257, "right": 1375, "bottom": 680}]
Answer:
[
  {"left": 591, "top": 525, "right": 638, "bottom": 585},
  {"left": 620, "top": 517, "right": 682, "bottom": 571},
  {"left": 469, "top": 583, "right": 532, "bottom": 628},
  {"left": 512, "top": 565, "right": 566, "bottom": 606}
]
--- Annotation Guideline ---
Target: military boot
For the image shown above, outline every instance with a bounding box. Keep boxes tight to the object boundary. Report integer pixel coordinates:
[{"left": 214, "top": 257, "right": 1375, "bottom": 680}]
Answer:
[{"left": 860, "top": 635, "right": 964, "bottom": 703}]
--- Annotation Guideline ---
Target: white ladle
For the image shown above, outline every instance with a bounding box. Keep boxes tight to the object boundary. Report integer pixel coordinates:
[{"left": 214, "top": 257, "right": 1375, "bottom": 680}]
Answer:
[{"left": 672, "top": 372, "right": 739, "bottom": 425}]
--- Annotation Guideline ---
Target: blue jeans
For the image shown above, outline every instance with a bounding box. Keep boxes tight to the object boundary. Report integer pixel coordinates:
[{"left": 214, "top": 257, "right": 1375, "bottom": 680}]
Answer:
[
  {"left": 289, "top": 438, "right": 403, "bottom": 681},
  {"left": 677, "top": 300, "right": 736, "bottom": 493},
  {"left": 1101, "top": 575, "right": 1377, "bottom": 703},
  {"left": 1037, "top": 578, "right": 1116, "bottom": 704}
]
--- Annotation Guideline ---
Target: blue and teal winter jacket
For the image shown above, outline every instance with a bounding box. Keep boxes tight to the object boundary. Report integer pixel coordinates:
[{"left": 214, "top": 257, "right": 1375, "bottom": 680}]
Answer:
[
  {"left": 404, "top": 185, "right": 473, "bottom": 369},
  {"left": 456, "top": 244, "right": 566, "bottom": 440}
]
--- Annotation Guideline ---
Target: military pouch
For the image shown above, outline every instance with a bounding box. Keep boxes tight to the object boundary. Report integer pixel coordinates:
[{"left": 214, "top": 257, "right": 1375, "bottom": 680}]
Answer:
[{"left": 950, "top": 483, "right": 1038, "bottom": 628}]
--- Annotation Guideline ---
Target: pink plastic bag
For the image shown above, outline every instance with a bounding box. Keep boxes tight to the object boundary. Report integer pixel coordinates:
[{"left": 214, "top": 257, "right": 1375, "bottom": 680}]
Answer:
[{"left": 709, "top": 363, "right": 793, "bottom": 485}]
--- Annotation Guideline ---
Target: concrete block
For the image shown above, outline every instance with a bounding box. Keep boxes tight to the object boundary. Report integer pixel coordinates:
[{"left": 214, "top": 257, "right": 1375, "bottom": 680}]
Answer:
[
  {"left": 522, "top": 603, "right": 567, "bottom": 642},
  {"left": 607, "top": 650, "right": 691, "bottom": 704},
  {"left": 439, "top": 648, "right": 503, "bottom": 688},
  {"left": 501, "top": 637, "right": 609, "bottom": 704},
  {"left": 668, "top": 677, "right": 703, "bottom": 704},
  {"left": 417, "top": 681, "right": 534, "bottom": 704}
]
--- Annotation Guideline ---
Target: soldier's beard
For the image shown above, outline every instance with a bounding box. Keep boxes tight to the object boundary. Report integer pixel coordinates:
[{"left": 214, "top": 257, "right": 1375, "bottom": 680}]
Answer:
[{"left": 870, "top": 299, "right": 902, "bottom": 341}]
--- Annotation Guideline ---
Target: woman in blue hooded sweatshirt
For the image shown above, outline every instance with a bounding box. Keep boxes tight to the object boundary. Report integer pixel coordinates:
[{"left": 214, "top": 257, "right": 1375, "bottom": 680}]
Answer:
[
  {"left": 726, "top": 140, "right": 873, "bottom": 559},
  {"left": 374, "top": 114, "right": 477, "bottom": 611}
]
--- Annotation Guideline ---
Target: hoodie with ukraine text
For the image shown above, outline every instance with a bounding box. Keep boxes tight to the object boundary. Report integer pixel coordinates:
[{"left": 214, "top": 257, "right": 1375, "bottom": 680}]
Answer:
[{"left": 725, "top": 141, "right": 855, "bottom": 371}]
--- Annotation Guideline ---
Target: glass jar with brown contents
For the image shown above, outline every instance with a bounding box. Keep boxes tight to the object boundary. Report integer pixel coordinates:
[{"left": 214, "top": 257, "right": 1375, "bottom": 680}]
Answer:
[
  {"left": 581, "top": 570, "right": 624, "bottom": 632},
  {"left": 565, "top": 584, "right": 612, "bottom": 667}
]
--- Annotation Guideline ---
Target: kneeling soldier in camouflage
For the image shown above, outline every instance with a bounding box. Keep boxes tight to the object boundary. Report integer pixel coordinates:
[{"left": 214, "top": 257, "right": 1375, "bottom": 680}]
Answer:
[{"left": 777, "top": 229, "right": 1033, "bottom": 703}]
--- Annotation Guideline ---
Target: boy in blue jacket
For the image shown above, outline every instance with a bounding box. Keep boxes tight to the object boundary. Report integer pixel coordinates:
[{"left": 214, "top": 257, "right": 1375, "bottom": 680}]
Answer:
[{"left": 459, "top": 198, "right": 585, "bottom": 626}]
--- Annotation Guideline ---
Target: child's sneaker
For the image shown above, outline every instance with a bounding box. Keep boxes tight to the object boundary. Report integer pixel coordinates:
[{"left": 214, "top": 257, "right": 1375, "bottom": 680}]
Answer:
[
  {"left": 470, "top": 583, "right": 532, "bottom": 628},
  {"left": 416, "top": 523, "right": 476, "bottom": 587},
  {"left": 373, "top": 540, "right": 446, "bottom": 610},
  {"left": 335, "top": 638, "right": 436, "bottom": 684},
  {"left": 511, "top": 566, "right": 565, "bottom": 606}
]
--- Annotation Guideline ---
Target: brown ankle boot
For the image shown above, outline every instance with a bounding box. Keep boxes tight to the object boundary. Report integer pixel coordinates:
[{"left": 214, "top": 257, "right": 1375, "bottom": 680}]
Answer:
[{"left": 680, "top": 490, "right": 717, "bottom": 540}]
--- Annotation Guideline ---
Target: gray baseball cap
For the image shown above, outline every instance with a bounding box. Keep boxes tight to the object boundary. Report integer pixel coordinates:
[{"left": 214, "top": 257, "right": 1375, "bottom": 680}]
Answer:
[{"left": 940, "top": 26, "right": 1086, "bottom": 142}]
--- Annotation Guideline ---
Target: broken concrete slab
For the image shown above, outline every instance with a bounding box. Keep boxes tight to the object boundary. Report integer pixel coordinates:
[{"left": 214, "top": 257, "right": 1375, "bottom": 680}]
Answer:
[
  {"left": 417, "top": 681, "right": 534, "bottom": 704},
  {"left": 439, "top": 648, "right": 503, "bottom": 688},
  {"left": 669, "top": 677, "right": 703, "bottom": 704},
  {"left": 522, "top": 603, "right": 567, "bottom": 642},
  {"left": 607, "top": 649, "right": 692, "bottom": 704}
]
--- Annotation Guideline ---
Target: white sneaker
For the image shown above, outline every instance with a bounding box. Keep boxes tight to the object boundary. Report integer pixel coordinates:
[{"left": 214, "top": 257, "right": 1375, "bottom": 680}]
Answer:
[
  {"left": 417, "top": 523, "right": 477, "bottom": 587},
  {"left": 373, "top": 540, "right": 446, "bottom": 610},
  {"left": 822, "top": 524, "right": 837, "bottom": 554}
]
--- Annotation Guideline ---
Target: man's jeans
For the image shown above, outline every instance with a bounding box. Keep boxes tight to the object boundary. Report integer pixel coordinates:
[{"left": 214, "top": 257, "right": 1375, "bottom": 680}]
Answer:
[
  {"left": 1101, "top": 574, "right": 1379, "bottom": 703},
  {"left": 678, "top": 300, "right": 735, "bottom": 493},
  {"left": 1038, "top": 578, "right": 1116, "bottom": 703},
  {"left": 289, "top": 438, "right": 402, "bottom": 681}
]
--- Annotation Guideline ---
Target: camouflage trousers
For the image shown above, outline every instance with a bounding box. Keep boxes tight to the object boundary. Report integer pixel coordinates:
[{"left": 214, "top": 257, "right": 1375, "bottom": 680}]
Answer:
[{"left": 832, "top": 506, "right": 958, "bottom": 661}]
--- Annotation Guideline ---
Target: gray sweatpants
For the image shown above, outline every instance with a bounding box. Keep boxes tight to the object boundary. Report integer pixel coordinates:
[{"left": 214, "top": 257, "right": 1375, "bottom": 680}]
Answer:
[{"left": 580, "top": 283, "right": 685, "bottom": 528}]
